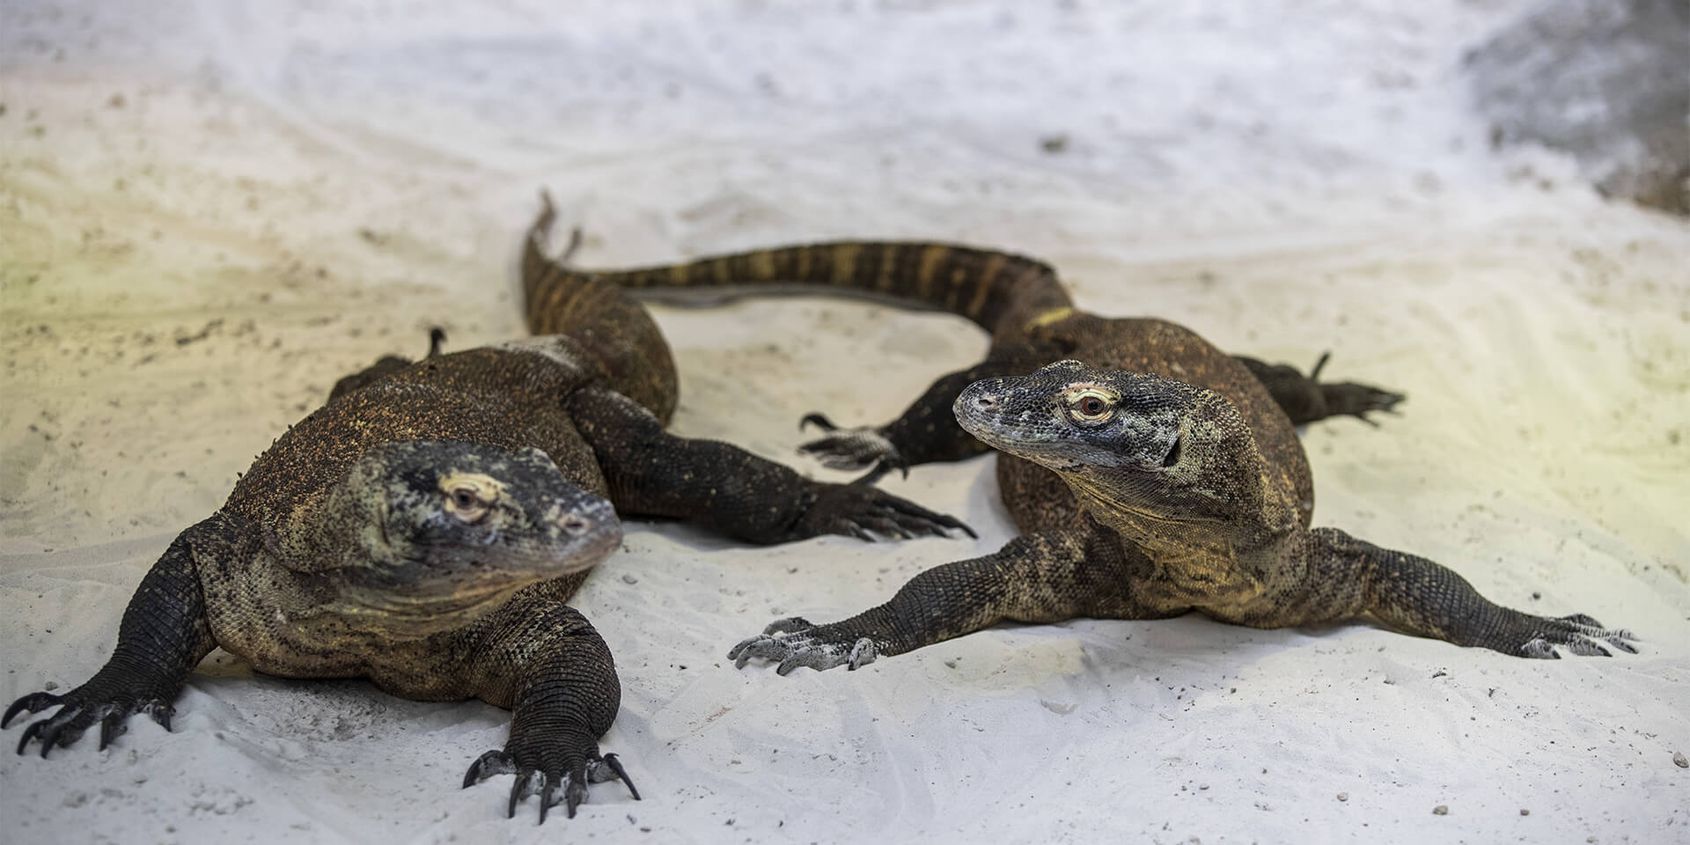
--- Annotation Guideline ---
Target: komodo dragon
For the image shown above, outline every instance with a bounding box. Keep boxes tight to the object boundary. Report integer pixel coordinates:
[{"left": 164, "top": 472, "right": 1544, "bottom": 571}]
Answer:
[
  {"left": 3, "top": 241, "right": 967, "bottom": 825},
  {"left": 515, "top": 236, "right": 1637, "bottom": 667}
]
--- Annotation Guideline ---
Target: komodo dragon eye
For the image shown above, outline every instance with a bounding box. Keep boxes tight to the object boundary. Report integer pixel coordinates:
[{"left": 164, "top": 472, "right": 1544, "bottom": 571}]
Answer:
[
  {"left": 1064, "top": 387, "right": 1117, "bottom": 424},
  {"left": 439, "top": 473, "right": 501, "bottom": 523},
  {"left": 445, "top": 488, "right": 489, "bottom": 523}
]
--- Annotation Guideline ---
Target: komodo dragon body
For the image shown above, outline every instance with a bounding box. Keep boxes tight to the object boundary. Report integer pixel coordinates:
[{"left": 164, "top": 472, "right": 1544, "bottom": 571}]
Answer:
[
  {"left": 4, "top": 213, "right": 967, "bottom": 822},
  {"left": 529, "top": 236, "right": 1636, "bottom": 667}
]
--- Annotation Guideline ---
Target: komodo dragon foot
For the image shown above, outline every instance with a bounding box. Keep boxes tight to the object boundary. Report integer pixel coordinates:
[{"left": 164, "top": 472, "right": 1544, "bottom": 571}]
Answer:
[
  {"left": 1505, "top": 612, "right": 1638, "bottom": 658},
  {"left": 798, "top": 478, "right": 975, "bottom": 540},
  {"left": 5, "top": 680, "right": 178, "bottom": 757},
  {"left": 798, "top": 413, "right": 907, "bottom": 477},
  {"left": 463, "top": 738, "right": 640, "bottom": 824},
  {"left": 728, "top": 617, "right": 884, "bottom": 675}
]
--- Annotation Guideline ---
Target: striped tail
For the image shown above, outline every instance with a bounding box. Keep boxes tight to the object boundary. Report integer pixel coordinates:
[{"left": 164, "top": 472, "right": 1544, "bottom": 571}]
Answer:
[
  {"left": 522, "top": 193, "right": 679, "bottom": 423},
  {"left": 529, "top": 208, "right": 1074, "bottom": 339}
]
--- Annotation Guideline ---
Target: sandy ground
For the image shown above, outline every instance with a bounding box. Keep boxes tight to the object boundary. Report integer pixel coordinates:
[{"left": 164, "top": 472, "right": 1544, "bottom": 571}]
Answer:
[{"left": 2, "top": 1, "right": 1687, "bottom": 843}]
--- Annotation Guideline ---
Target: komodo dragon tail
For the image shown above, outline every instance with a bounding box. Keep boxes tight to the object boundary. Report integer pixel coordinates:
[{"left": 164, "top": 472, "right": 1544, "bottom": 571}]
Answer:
[
  {"left": 530, "top": 206, "right": 1074, "bottom": 339},
  {"left": 522, "top": 192, "right": 679, "bottom": 423}
]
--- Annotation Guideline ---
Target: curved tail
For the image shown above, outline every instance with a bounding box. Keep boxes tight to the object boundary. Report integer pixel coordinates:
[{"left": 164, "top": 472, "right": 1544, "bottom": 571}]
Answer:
[
  {"left": 526, "top": 199, "right": 1074, "bottom": 339},
  {"left": 522, "top": 193, "right": 679, "bottom": 423}
]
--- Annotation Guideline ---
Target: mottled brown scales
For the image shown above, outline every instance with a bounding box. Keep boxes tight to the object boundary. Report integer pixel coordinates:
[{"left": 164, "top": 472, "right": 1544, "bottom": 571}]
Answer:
[
  {"left": 522, "top": 224, "right": 1634, "bottom": 670},
  {"left": 5, "top": 197, "right": 971, "bottom": 823}
]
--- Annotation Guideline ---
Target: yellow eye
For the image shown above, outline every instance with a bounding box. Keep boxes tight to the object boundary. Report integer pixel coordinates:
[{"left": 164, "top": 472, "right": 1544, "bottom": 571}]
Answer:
[
  {"left": 445, "top": 487, "right": 489, "bottom": 522},
  {"left": 439, "top": 472, "right": 503, "bottom": 523}
]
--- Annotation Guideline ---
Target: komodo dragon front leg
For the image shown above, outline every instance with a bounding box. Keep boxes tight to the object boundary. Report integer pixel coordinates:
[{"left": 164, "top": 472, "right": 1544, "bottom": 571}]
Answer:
[
  {"left": 728, "top": 525, "right": 1176, "bottom": 673},
  {"left": 461, "top": 586, "right": 639, "bottom": 823},
  {"left": 567, "top": 386, "right": 973, "bottom": 543},
  {"left": 1234, "top": 528, "right": 1640, "bottom": 657},
  {"left": 5, "top": 520, "right": 220, "bottom": 755},
  {"left": 799, "top": 349, "right": 1404, "bottom": 474}
]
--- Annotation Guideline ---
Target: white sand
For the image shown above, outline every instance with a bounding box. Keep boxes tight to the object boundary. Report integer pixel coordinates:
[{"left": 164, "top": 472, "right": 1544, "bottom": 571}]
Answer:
[{"left": 2, "top": 1, "right": 1686, "bottom": 843}]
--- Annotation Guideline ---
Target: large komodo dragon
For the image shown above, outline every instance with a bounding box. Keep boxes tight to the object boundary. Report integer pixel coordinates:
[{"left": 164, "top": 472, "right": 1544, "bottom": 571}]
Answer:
[
  {"left": 2, "top": 226, "right": 967, "bottom": 823},
  {"left": 536, "top": 235, "right": 1638, "bottom": 669}
]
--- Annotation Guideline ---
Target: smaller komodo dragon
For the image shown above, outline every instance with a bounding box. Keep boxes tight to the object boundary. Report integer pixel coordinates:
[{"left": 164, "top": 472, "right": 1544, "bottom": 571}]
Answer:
[
  {"left": 513, "top": 235, "right": 1637, "bottom": 667},
  {"left": 4, "top": 226, "right": 969, "bottom": 823}
]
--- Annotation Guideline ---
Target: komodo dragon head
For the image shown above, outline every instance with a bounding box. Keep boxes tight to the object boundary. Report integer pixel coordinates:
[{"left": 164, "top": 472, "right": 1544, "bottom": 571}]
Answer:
[
  {"left": 303, "top": 441, "right": 622, "bottom": 635},
  {"left": 954, "top": 360, "right": 1291, "bottom": 551}
]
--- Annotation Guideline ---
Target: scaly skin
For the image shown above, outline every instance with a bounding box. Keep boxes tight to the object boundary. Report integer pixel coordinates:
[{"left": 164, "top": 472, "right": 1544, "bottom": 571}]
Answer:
[
  {"left": 730, "top": 360, "right": 1637, "bottom": 671},
  {"left": 523, "top": 222, "right": 1631, "bottom": 666},
  {"left": 5, "top": 199, "right": 974, "bottom": 823},
  {"left": 566, "top": 236, "right": 1403, "bottom": 477}
]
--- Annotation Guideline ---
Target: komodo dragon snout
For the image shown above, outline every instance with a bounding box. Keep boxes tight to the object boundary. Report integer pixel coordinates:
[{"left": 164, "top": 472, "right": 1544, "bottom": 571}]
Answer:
[{"left": 954, "top": 359, "right": 1196, "bottom": 473}]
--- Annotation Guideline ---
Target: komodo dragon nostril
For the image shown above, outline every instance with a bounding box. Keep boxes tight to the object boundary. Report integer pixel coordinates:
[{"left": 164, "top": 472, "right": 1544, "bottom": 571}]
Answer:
[
  {"left": 559, "top": 515, "right": 592, "bottom": 537},
  {"left": 975, "top": 394, "right": 999, "bottom": 409}
]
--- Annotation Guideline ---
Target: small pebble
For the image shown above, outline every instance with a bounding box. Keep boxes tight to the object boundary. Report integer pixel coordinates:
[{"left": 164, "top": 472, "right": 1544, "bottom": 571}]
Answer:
[
  {"left": 1673, "top": 751, "right": 1687, "bottom": 768},
  {"left": 1337, "top": 792, "right": 1348, "bottom": 802},
  {"left": 621, "top": 573, "right": 638, "bottom": 585},
  {"left": 44, "top": 681, "right": 59, "bottom": 691},
  {"left": 1520, "top": 808, "right": 1530, "bottom": 816},
  {"left": 1433, "top": 805, "right": 1449, "bottom": 815}
]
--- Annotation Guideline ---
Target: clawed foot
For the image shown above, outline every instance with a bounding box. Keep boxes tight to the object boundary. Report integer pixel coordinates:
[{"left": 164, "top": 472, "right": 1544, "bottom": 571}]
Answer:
[
  {"left": 3, "top": 685, "right": 175, "bottom": 757},
  {"left": 1309, "top": 352, "right": 1405, "bottom": 426},
  {"left": 728, "top": 617, "right": 884, "bottom": 675},
  {"left": 798, "top": 479, "right": 975, "bottom": 541},
  {"left": 798, "top": 413, "right": 907, "bottom": 477},
  {"left": 1512, "top": 613, "right": 1639, "bottom": 659},
  {"left": 463, "top": 742, "right": 639, "bottom": 824}
]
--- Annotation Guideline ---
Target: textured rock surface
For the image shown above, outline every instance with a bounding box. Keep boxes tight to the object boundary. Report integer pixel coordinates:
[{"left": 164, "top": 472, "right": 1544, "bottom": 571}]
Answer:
[{"left": 1468, "top": 0, "right": 1690, "bottom": 213}]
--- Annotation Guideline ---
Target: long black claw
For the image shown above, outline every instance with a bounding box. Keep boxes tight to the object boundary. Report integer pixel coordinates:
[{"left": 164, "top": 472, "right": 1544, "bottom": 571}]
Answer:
[
  {"left": 507, "top": 771, "right": 527, "bottom": 819},
  {"left": 3, "top": 692, "right": 57, "bottom": 729},
  {"left": 463, "top": 749, "right": 511, "bottom": 788},
  {"left": 799, "top": 412, "right": 840, "bottom": 432},
  {"left": 565, "top": 776, "right": 586, "bottom": 820},
  {"left": 426, "top": 327, "right": 448, "bottom": 358},
  {"left": 152, "top": 705, "right": 173, "bottom": 732},
  {"left": 852, "top": 459, "right": 909, "bottom": 486},
  {"left": 539, "top": 774, "right": 558, "bottom": 825},
  {"left": 1309, "top": 350, "right": 1332, "bottom": 382},
  {"left": 602, "top": 753, "right": 641, "bottom": 800},
  {"left": 37, "top": 719, "right": 69, "bottom": 759},
  {"left": 15, "top": 720, "right": 45, "bottom": 756},
  {"left": 98, "top": 711, "right": 124, "bottom": 751}
]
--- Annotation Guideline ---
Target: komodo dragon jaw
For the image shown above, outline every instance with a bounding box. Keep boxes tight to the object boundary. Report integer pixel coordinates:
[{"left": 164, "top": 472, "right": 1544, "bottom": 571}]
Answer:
[{"left": 324, "top": 441, "right": 623, "bottom": 636}]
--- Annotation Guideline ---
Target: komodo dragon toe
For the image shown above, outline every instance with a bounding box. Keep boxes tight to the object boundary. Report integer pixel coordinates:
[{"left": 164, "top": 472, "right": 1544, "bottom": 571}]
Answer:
[
  {"left": 5, "top": 686, "right": 175, "bottom": 758},
  {"left": 796, "top": 481, "right": 976, "bottom": 541},
  {"left": 463, "top": 741, "right": 640, "bottom": 824}
]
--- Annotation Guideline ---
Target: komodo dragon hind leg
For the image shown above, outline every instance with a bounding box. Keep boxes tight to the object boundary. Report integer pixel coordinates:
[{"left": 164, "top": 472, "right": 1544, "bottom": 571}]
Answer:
[
  {"left": 462, "top": 599, "right": 638, "bottom": 823},
  {"left": 1265, "top": 527, "right": 1639, "bottom": 658},
  {"left": 4, "top": 521, "right": 219, "bottom": 756},
  {"left": 1236, "top": 351, "right": 1405, "bottom": 427},
  {"left": 729, "top": 526, "right": 1171, "bottom": 674}
]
